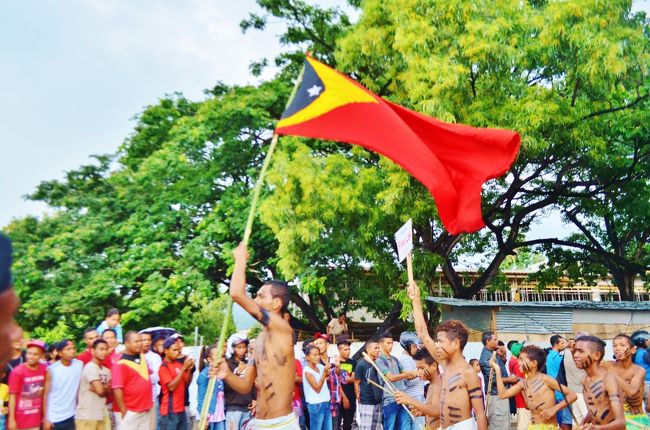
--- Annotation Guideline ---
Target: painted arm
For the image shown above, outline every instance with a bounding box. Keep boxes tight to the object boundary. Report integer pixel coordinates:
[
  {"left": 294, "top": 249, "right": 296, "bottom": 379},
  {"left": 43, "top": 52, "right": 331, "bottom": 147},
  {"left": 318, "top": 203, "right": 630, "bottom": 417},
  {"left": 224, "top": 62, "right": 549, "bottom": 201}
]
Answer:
[
  {"left": 465, "top": 368, "right": 488, "bottom": 430},
  {"left": 230, "top": 243, "right": 290, "bottom": 333},
  {"left": 540, "top": 374, "right": 577, "bottom": 420}
]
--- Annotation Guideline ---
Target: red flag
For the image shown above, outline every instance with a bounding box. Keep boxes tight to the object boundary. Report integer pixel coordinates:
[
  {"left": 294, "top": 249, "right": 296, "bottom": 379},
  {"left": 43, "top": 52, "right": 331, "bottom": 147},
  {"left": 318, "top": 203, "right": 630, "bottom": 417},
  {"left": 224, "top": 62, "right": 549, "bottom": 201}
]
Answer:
[{"left": 275, "top": 56, "right": 520, "bottom": 234}]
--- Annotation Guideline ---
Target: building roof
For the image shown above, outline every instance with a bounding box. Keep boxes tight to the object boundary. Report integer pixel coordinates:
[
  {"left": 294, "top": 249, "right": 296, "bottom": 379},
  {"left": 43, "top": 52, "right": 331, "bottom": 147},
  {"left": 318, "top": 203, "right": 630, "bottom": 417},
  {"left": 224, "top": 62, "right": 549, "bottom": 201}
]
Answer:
[{"left": 427, "top": 297, "right": 650, "bottom": 311}]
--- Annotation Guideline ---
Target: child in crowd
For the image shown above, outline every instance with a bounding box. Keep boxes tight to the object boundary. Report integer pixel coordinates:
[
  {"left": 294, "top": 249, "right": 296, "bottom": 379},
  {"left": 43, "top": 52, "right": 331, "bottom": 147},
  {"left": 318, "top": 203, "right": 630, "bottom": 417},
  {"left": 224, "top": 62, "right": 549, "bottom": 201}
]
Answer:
[
  {"left": 197, "top": 345, "right": 225, "bottom": 430},
  {"left": 97, "top": 309, "right": 123, "bottom": 344},
  {"left": 603, "top": 334, "right": 646, "bottom": 416},
  {"left": 394, "top": 348, "right": 441, "bottom": 430},
  {"left": 573, "top": 336, "right": 625, "bottom": 430},
  {"left": 490, "top": 344, "right": 577, "bottom": 429}
]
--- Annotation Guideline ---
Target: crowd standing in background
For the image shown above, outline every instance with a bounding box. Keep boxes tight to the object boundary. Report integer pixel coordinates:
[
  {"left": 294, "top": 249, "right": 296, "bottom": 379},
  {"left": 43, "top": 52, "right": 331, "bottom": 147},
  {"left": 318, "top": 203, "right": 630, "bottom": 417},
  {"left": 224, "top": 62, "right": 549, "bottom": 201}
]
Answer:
[{"left": 2, "top": 237, "right": 650, "bottom": 430}]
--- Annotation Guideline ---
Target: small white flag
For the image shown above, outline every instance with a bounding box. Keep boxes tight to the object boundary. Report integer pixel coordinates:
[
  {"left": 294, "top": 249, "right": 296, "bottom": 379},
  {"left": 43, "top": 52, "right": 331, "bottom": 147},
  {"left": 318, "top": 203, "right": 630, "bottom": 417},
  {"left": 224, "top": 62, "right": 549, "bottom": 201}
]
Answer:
[{"left": 394, "top": 219, "right": 413, "bottom": 262}]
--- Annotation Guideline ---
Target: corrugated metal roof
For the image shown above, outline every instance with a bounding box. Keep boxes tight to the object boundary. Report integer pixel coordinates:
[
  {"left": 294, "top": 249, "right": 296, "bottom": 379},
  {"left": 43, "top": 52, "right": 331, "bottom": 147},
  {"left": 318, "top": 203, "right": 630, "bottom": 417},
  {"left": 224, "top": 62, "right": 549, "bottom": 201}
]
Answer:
[
  {"left": 427, "top": 297, "right": 650, "bottom": 310},
  {"left": 496, "top": 307, "right": 572, "bottom": 334}
]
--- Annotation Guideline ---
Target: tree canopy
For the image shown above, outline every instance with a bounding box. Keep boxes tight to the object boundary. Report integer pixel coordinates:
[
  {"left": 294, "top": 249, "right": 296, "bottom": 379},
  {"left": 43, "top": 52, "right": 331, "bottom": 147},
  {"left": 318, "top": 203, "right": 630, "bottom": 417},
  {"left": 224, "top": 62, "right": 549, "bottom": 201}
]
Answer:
[{"left": 3, "top": 0, "right": 649, "bottom": 341}]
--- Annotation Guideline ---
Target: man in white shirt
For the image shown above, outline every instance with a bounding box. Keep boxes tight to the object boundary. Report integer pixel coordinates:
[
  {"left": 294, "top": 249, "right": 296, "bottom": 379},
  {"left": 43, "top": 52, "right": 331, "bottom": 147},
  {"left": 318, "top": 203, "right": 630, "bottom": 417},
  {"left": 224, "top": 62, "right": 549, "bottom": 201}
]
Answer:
[
  {"left": 326, "top": 315, "right": 348, "bottom": 343},
  {"left": 139, "top": 331, "right": 162, "bottom": 430},
  {"left": 43, "top": 340, "right": 83, "bottom": 430}
]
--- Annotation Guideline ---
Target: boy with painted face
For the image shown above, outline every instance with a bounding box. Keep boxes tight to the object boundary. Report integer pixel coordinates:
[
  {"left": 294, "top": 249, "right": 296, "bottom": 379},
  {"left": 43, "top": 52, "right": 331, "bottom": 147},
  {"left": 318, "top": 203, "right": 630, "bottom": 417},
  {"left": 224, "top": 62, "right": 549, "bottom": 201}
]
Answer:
[
  {"left": 602, "top": 334, "right": 646, "bottom": 415},
  {"left": 394, "top": 348, "right": 441, "bottom": 430},
  {"left": 407, "top": 280, "right": 486, "bottom": 430},
  {"left": 573, "top": 336, "right": 625, "bottom": 430},
  {"left": 490, "top": 344, "right": 577, "bottom": 429}
]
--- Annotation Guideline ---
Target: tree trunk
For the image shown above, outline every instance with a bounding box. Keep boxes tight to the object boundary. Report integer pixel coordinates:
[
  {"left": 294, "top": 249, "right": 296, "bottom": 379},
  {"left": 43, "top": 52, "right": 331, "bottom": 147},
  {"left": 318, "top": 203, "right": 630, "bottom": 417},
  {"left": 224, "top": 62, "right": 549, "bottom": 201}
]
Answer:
[
  {"left": 351, "top": 301, "right": 403, "bottom": 361},
  {"left": 611, "top": 267, "right": 637, "bottom": 301},
  {"left": 290, "top": 292, "right": 326, "bottom": 332}
]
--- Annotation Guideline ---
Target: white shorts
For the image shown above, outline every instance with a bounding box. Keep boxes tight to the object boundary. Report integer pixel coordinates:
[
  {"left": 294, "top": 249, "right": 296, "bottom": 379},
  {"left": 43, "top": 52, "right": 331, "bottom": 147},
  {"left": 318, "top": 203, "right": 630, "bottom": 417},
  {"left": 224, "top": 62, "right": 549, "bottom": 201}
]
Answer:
[
  {"left": 444, "top": 417, "right": 477, "bottom": 430},
  {"left": 254, "top": 412, "right": 300, "bottom": 430}
]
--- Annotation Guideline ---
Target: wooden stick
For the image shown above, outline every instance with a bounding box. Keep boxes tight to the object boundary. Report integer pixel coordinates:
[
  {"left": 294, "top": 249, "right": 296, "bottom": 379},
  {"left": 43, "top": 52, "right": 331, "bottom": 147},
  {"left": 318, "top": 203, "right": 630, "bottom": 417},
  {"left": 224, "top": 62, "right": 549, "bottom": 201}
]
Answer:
[
  {"left": 362, "top": 352, "right": 424, "bottom": 429},
  {"left": 485, "top": 352, "right": 496, "bottom": 414},
  {"left": 406, "top": 252, "right": 414, "bottom": 284},
  {"left": 367, "top": 378, "right": 393, "bottom": 394},
  {"left": 625, "top": 417, "right": 649, "bottom": 429}
]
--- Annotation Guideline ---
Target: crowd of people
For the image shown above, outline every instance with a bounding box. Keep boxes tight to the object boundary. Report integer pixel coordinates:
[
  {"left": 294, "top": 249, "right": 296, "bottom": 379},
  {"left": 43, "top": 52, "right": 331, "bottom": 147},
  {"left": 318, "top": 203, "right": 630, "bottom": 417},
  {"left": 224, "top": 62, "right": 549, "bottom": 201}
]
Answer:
[{"left": 2, "top": 235, "right": 650, "bottom": 430}]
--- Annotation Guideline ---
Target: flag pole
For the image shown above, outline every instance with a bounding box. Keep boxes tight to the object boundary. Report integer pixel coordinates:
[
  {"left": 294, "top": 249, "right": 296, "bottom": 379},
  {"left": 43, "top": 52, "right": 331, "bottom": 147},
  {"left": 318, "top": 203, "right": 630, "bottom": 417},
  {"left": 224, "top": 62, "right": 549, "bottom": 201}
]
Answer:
[{"left": 197, "top": 63, "right": 306, "bottom": 430}]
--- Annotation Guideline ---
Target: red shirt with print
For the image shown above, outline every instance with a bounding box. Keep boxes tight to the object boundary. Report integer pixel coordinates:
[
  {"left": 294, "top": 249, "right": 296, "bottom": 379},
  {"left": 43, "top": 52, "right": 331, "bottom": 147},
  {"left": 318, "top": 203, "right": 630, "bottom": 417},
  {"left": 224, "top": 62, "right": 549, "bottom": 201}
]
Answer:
[
  {"left": 111, "top": 354, "right": 152, "bottom": 412},
  {"left": 8, "top": 363, "right": 47, "bottom": 429},
  {"left": 158, "top": 360, "right": 186, "bottom": 415},
  {"left": 508, "top": 355, "right": 526, "bottom": 409}
]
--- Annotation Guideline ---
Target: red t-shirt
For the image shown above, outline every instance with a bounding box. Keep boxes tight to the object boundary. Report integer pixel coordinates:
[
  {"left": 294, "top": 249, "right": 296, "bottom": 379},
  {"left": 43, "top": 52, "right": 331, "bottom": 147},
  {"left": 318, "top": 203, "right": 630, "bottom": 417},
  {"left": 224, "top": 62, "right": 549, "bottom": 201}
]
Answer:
[
  {"left": 8, "top": 363, "right": 47, "bottom": 429},
  {"left": 112, "top": 354, "right": 152, "bottom": 412},
  {"left": 293, "top": 359, "right": 303, "bottom": 402},
  {"left": 77, "top": 349, "right": 92, "bottom": 365},
  {"left": 158, "top": 360, "right": 186, "bottom": 415},
  {"left": 508, "top": 356, "right": 526, "bottom": 409},
  {"left": 102, "top": 351, "right": 121, "bottom": 408}
]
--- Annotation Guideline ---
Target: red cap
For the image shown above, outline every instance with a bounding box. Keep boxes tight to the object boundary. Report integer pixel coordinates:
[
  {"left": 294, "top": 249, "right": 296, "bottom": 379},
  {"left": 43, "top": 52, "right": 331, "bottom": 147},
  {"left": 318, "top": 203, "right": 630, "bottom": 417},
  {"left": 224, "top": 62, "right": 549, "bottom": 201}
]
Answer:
[
  {"left": 26, "top": 339, "right": 46, "bottom": 352},
  {"left": 313, "top": 332, "right": 329, "bottom": 342}
]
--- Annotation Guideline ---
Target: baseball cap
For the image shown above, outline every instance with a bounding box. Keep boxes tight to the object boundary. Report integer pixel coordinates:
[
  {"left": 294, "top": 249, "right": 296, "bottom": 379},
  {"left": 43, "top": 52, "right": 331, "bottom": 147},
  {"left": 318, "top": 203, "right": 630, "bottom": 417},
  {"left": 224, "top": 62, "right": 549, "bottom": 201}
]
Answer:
[
  {"left": 163, "top": 337, "right": 177, "bottom": 350},
  {"left": 26, "top": 340, "right": 46, "bottom": 352},
  {"left": 0, "top": 234, "right": 12, "bottom": 294},
  {"left": 313, "top": 332, "right": 329, "bottom": 342},
  {"left": 510, "top": 342, "right": 525, "bottom": 357}
]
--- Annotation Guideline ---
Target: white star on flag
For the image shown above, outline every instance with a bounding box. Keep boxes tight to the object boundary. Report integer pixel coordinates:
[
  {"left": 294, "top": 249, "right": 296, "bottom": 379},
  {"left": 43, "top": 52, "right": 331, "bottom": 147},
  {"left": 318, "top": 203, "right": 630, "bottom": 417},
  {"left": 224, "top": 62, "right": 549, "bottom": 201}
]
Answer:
[{"left": 307, "top": 85, "right": 322, "bottom": 97}]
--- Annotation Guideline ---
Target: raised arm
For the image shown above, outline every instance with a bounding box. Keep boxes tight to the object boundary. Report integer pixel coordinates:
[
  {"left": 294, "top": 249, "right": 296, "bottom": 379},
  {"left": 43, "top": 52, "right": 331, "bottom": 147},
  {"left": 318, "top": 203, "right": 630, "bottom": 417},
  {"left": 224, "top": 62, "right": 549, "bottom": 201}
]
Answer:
[
  {"left": 230, "top": 243, "right": 289, "bottom": 333},
  {"left": 407, "top": 280, "right": 437, "bottom": 358},
  {"left": 489, "top": 358, "right": 523, "bottom": 399}
]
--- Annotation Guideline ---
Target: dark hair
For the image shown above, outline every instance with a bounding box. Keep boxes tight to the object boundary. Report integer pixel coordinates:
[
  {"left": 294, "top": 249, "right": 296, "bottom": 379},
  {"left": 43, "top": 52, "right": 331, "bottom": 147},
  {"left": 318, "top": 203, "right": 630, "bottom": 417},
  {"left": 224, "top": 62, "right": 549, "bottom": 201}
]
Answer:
[
  {"left": 91, "top": 339, "right": 108, "bottom": 349},
  {"left": 304, "top": 345, "right": 319, "bottom": 356},
  {"left": 506, "top": 340, "right": 517, "bottom": 351},
  {"left": 469, "top": 358, "right": 479, "bottom": 366},
  {"left": 55, "top": 339, "right": 72, "bottom": 352},
  {"left": 83, "top": 328, "right": 98, "bottom": 337},
  {"left": 613, "top": 334, "right": 633, "bottom": 348},
  {"left": 102, "top": 328, "right": 117, "bottom": 337},
  {"left": 365, "top": 340, "right": 379, "bottom": 352},
  {"left": 106, "top": 308, "right": 120, "bottom": 318},
  {"left": 199, "top": 344, "right": 219, "bottom": 372},
  {"left": 481, "top": 331, "right": 494, "bottom": 346},
  {"left": 436, "top": 320, "right": 469, "bottom": 350},
  {"left": 301, "top": 340, "right": 313, "bottom": 354},
  {"left": 378, "top": 331, "right": 393, "bottom": 342},
  {"left": 550, "top": 335, "right": 564, "bottom": 346},
  {"left": 576, "top": 335, "right": 606, "bottom": 361},
  {"left": 413, "top": 348, "right": 436, "bottom": 365},
  {"left": 497, "top": 341, "right": 505, "bottom": 347},
  {"left": 520, "top": 345, "right": 546, "bottom": 371},
  {"left": 47, "top": 343, "right": 59, "bottom": 361},
  {"left": 264, "top": 280, "right": 290, "bottom": 313},
  {"left": 124, "top": 330, "right": 139, "bottom": 342},
  {"left": 139, "top": 331, "right": 152, "bottom": 340}
]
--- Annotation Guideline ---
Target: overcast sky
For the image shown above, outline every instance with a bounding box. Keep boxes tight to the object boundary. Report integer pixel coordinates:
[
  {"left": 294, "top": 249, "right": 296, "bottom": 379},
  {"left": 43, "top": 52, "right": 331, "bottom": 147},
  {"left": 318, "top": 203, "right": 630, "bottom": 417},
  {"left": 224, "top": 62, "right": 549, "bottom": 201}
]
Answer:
[{"left": 1, "top": 0, "right": 648, "bottom": 240}]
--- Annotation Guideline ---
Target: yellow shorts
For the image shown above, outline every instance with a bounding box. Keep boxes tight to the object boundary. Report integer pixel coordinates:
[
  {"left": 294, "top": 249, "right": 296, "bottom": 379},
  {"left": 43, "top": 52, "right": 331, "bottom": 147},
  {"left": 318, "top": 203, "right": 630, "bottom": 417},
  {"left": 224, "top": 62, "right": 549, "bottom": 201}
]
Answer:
[
  {"left": 527, "top": 424, "right": 558, "bottom": 430},
  {"left": 75, "top": 420, "right": 105, "bottom": 430}
]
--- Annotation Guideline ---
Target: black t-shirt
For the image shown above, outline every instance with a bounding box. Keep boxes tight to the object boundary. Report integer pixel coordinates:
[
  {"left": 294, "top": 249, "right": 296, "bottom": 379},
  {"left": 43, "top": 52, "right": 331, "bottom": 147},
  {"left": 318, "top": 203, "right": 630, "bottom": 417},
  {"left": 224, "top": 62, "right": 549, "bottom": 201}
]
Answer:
[
  {"left": 339, "top": 358, "right": 357, "bottom": 401},
  {"left": 354, "top": 358, "right": 379, "bottom": 405}
]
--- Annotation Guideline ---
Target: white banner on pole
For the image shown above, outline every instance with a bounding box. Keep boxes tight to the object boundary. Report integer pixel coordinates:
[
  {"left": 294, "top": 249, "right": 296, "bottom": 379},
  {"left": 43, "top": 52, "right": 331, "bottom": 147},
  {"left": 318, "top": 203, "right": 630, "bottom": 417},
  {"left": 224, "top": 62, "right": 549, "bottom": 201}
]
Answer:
[{"left": 395, "top": 219, "right": 413, "bottom": 262}]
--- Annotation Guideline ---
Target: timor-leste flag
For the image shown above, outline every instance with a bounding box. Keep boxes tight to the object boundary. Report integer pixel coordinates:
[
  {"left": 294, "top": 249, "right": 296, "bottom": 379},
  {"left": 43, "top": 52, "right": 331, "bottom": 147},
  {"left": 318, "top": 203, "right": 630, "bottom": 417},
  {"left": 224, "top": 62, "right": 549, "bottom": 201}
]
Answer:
[{"left": 275, "top": 56, "right": 520, "bottom": 235}]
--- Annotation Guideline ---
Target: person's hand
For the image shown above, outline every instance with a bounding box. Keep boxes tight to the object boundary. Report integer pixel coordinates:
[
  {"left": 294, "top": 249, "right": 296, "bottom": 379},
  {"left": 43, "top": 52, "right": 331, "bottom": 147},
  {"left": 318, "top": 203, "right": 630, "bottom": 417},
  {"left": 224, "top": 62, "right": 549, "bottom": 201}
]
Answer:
[
  {"left": 183, "top": 358, "right": 195, "bottom": 370},
  {"left": 43, "top": 419, "right": 53, "bottom": 430},
  {"left": 233, "top": 242, "right": 249, "bottom": 264},
  {"left": 209, "top": 359, "right": 230, "bottom": 379},
  {"left": 411, "top": 407, "right": 423, "bottom": 417},
  {"left": 539, "top": 407, "right": 555, "bottom": 421},
  {"left": 393, "top": 391, "right": 410, "bottom": 405},
  {"left": 237, "top": 361, "right": 246, "bottom": 374},
  {"left": 248, "top": 400, "right": 257, "bottom": 411},
  {"left": 408, "top": 370, "right": 419, "bottom": 379},
  {"left": 333, "top": 356, "right": 340, "bottom": 367},
  {"left": 420, "top": 368, "right": 432, "bottom": 381},
  {"left": 342, "top": 396, "right": 350, "bottom": 409},
  {"left": 407, "top": 281, "right": 419, "bottom": 301}
]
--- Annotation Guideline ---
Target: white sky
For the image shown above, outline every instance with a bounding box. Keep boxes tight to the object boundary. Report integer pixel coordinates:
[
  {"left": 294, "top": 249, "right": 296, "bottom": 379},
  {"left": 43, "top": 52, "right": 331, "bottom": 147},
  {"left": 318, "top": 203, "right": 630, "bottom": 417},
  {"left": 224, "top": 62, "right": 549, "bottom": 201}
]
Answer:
[{"left": 1, "top": 0, "right": 648, "bottom": 242}]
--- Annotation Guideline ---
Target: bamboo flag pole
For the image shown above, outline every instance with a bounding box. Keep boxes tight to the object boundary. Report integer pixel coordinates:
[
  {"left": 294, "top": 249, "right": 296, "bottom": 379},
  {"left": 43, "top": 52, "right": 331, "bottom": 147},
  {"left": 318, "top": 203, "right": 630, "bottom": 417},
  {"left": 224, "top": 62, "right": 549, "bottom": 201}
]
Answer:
[
  {"left": 197, "top": 64, "right": 306, "bottom": 430},
  {"left": 485, "top": 351, "right": 496, "bottom": 415}
]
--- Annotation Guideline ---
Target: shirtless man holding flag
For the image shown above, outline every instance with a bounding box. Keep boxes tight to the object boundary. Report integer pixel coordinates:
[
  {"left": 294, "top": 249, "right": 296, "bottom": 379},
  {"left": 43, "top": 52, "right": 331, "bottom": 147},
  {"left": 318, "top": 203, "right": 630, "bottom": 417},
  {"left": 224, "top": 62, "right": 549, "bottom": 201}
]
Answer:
[{"left": 215, "top": 243, "right": 298, "bottom": 430}]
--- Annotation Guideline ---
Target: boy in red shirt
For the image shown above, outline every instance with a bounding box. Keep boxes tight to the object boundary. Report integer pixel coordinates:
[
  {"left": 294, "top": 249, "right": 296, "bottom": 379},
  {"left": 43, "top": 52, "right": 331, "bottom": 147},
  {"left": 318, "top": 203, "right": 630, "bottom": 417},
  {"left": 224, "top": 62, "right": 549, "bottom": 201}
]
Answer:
[
  {"left": 158, "top": 338, "right": 194, "bottom": 430},
  {"left": 8, "top": 340, "right": 47, "bottom": 430}
]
